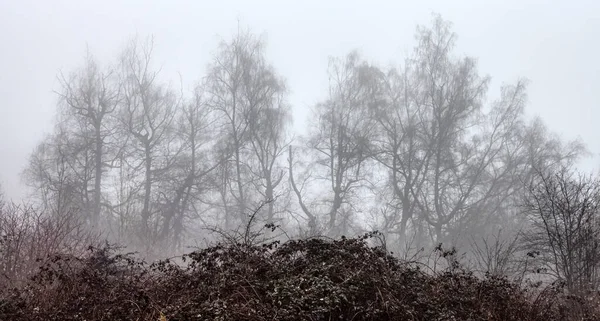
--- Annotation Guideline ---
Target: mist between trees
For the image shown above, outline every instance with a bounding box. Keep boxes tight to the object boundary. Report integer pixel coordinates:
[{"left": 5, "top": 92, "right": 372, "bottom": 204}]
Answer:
[{"left": 2, "top": 14, "right": 598, "bottom": 295}]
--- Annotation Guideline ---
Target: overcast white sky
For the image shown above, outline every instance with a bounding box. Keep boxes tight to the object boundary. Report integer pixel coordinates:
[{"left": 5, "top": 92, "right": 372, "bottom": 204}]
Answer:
[{"left": 0, "top": 0, "right": 598, "bottom": 200}]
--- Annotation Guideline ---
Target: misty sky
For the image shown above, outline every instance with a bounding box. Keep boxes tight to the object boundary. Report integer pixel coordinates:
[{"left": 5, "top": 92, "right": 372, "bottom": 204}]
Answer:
[{"left": 0, "top": 0, "right": 598, "bottom": 200}]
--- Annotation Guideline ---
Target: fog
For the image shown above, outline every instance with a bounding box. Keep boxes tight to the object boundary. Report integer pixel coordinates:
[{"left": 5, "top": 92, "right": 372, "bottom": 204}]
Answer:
[
  {"left": 1, "top": 0, "right": 599, "bottom": 201},
  {"left": 1, "top": 0, "right": 600, "bottom": 297}
]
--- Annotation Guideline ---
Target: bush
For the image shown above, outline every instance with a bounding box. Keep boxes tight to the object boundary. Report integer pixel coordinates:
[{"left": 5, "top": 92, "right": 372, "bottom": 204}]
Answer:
[
  {"left": 0, "top": 203, "right": 97, "bottom": 288},
  {"left": 1, "top": 232, "right": 598, "bottom": 320}
]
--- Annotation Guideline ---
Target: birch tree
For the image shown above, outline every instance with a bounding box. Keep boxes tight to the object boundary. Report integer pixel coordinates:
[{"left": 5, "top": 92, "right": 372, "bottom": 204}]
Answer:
[
  {"left": 290, "top": 51, "right": 382, "bottom": 236},
  {"left": 205, "top": 29, "right": 289, "bottom": 228},
  {"left": 118, "top": 37, "right": 179, "bottom": 240},
  {"left": 54, "top": 53, "right": 121, "bottom": 225}
]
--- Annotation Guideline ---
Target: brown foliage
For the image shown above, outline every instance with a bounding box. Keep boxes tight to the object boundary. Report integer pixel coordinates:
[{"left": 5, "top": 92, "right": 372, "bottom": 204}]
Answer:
[
  {"left": 0, "top": 203, "right": 97, "bottom": 288},
  {"left": 1, "top": 232, "right": 599, "bottom": 320}
]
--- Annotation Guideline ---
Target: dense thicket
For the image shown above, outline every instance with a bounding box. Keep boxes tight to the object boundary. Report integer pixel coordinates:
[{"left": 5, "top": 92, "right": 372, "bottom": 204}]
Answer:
[{"left": 1, "top": 233, "right": 598, "bottom": 321}]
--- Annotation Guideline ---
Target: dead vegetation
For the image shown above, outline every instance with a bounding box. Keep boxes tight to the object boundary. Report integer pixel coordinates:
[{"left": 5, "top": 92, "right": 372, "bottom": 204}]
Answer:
[{"left": 1, "top": 231, "right": 599, "bottom": 321}]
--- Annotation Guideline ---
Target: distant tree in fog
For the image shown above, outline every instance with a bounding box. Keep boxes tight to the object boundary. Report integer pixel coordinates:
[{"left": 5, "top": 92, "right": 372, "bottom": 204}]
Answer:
[
  {"left": 289, "top": 51, "right": 381, "bottom": 236},
  {"left": 19, "top": 16, "right": 588, "bottom": 259},
  {"left": 57, "top": 53, "right": 121, "bottom": 225},
  {"left": 204, "top": 29, "right": 290, "bottom": 228},
  {"left": 117, "top": 36, "right": 180, "bottom": 242},
  {"left": 368, "top": 15, "right": 585, "bottom": 249},
  {"left": 25, "top": 54, "right": 120, "bottom": 224},
  {"left": 24, "top": 129, "right": 78, "bottom": 216}
]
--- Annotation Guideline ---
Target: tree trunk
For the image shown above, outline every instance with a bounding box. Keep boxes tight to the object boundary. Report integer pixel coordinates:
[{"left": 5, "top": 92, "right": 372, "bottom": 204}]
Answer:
[
  {"left": 141, "top": 144, "right": 152, "bottom": 236},
  {"left": 265, "top": 174, "right": 274, "bottom": 223},
  {"left": 92, "top": 125, "right": 103, "bottom": 226},
  {"left": 234, "top": 140, "right": 246, "bottom": 223}
]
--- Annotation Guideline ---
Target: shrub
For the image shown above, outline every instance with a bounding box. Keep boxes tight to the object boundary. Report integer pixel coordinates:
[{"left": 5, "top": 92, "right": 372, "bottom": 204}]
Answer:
[{"left": 1, "top": 232, "right": 598, "bottom": 320}]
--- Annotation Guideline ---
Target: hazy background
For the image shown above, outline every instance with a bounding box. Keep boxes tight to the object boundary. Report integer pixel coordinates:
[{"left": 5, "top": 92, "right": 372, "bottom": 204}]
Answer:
[{"left": 1, "top": 0, "right": 598, "bottom": 200}]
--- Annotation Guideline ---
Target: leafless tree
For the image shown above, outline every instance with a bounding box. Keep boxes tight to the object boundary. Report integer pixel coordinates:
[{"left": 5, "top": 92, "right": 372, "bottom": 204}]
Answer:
[
  {"left": 18, "top": 18, "right": 591, "bottom": 265},
  {"left": 23, "top": 128, "right": 85, "bottom": 217},
  {"left": 407, "top": 16, "right": 490, "bottom": 244},
  {"left": 370, "top": 62, "right": 429, "bottom": 244},
  {"left": 117, "top": 36, "right": 180, "bottom": 241},
  {"left": 23, "top": 56, "right": 122, "bottom": 225},
  {"left": 205, "top": 28, "right": 290, "bottom": 228},
  {"left": 289, "top": 51, "right": 382, "bottom": 236},
  {"left": 54, "top": 52, "right": 121, "bottom": 226},
  {"left": 154, "top": 84, "right": 224, "bottom": 249},
  {"left": 523, "top": 167, "right": 600, "bottom": 294},
  {"left": 369, "top": 15, "right": 584, "bottom": 250},
  {"left": 245, "top": 71, "right": 291, "bottom": 224}
]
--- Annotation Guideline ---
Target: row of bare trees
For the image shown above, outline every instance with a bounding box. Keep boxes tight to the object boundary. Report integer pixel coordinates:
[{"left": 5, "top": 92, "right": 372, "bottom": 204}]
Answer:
[
  {"left": 288, "top": 17, "right": 583, "bottom": 249},
  {"left": 20, "top": 16, "right": 587, "bottom": 262},
  {"left": 22, "top": 31, "right": 290, "bottom": 255}
]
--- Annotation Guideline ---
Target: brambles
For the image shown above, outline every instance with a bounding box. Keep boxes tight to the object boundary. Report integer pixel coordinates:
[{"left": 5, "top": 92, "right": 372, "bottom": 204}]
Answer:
[{"left": 0, "top": 232, "right": 598, "bottom": 320}]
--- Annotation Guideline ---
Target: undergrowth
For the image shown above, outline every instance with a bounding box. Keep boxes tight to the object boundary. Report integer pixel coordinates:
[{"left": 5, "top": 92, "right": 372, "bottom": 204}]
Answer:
[{"left": 0, "top": 232, "right": 598, "bottom": 320}]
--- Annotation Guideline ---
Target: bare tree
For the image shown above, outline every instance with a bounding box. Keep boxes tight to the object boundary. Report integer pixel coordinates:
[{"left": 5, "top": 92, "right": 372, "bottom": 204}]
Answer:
[
  {"left": 370, "top": 63, "right": 429, "bottom": 243},
  {"left": 290, "top": 51, "right": 382, "bottom": 236},
  {"left": 24, "top": 128, "right": 85, "bottom": 217},
  {"left": 205, "top": 28, "right": 289, "bottom": 228},
  {"left": 246, "top": 71, "right": 291, "bottom": 224},
  {"left": 18, "top": 18, "right": 591, "bottom": 265},
  {"left": 118, "top": 36, "right": 179, "bottom": 241},
  {"left": 155, "top": 84, "right": 224, "bottom": 249},
  {"left": 408, "top": 16, "right": 490, "bottom": 244},
  {"left": 23, "top": 52, "right": 121, "bottom": 227},
  {"left": 288, "top": 145, "right": 319, "bottom": 236},
  {"left": 370, "top": 16, "right": 490, "bottom": 245},
  {"left": 523, "top": 167, "right": 600, "bottom": 294},
  {"left": 55, "top": 52, "right": 121, "bottom": 226},
  {"left": 368, "top": 15, "right": 584, "bottom": 250}
]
